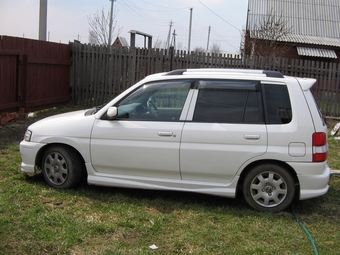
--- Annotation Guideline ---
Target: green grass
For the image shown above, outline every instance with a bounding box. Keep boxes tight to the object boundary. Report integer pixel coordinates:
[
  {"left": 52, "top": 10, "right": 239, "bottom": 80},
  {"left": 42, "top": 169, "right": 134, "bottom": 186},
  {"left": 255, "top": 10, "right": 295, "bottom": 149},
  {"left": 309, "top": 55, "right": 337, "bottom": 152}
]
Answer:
[
  {"left": 328, "top": 139, "right": 340, "bottom": 170},
  {"left": 0, "top": 105, "right": 340, "bottom": 254}
]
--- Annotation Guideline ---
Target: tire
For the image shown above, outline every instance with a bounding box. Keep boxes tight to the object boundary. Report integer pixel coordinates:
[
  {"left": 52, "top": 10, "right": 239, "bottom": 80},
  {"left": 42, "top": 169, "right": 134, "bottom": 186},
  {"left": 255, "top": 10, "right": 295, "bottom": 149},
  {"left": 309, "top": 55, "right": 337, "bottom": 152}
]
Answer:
[
  {"left": 243, "top": 164, "right": 295, "bottom": 212},
  {"left": 41, "top": 145, "right": 83, "bottom": 189}
]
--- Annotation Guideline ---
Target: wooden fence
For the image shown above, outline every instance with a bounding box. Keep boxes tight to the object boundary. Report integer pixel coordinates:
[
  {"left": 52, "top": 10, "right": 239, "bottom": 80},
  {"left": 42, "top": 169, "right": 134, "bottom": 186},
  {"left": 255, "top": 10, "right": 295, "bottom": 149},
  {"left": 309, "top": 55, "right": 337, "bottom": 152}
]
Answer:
[
  {"left": 2, "top": 37, "right": 338, "bottom": 119},
  {"left": 71, "top": 43, "right": 340, "bottom": 117},
  {"left": 0, "top": 36, "right": 71, "bottom": 114}
]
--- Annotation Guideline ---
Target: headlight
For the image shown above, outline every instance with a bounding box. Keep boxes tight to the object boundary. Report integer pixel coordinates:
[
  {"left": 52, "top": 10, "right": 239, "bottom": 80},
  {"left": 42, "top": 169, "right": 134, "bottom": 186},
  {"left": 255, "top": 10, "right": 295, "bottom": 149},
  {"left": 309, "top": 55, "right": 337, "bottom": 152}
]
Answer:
[{"left": 24, "top": 130, "right": 32, "bottom": 142}]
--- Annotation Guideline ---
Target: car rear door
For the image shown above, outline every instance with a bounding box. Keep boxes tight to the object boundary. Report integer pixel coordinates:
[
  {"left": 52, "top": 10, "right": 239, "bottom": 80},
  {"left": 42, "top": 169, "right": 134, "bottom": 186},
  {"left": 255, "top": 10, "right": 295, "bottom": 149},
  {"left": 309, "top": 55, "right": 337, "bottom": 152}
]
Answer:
[{"left": 180, "top": 80, "right": 268, "bottom": 183}]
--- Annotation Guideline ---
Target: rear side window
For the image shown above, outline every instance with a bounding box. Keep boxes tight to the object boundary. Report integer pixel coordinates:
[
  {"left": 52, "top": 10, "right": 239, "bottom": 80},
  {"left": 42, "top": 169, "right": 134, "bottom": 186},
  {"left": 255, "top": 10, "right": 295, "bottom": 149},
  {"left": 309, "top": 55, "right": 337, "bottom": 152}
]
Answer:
[
  {"left": 263, "top": 84, "right": 292, "bottom": 124},
  {"left": 193, "top": 80, "right": 263, "bottom": 123}
]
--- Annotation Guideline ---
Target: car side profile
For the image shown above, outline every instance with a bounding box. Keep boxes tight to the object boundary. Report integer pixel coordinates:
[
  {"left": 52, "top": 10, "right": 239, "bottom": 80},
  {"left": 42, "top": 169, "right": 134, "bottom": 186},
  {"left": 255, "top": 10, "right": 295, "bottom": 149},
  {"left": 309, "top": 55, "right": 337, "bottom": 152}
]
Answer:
[{"left": 20, "top": 68, "right": 330, "bottom": 212}]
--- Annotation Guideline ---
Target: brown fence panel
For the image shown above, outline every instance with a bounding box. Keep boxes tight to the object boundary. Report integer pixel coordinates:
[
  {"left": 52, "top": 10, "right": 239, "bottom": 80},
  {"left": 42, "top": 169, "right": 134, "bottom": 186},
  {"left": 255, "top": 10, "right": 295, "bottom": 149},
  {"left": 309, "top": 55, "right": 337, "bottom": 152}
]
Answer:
[
  {"left": 0, "top": 50, "right": 22, "bottom": 112},
  {"left": 0, "top": 36, "right": 71, "bottom": 114}
]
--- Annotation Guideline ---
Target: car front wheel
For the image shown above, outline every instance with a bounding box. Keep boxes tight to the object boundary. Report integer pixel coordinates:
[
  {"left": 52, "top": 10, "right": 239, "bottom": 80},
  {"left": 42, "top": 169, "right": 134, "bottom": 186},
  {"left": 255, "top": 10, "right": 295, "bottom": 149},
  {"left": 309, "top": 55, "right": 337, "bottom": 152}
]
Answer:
[
  {"left": 243, "top": 164, "right": 295, "bottom": 212},
  {"left": 41, "top": 145, "right": 83, "bottom": 189}
]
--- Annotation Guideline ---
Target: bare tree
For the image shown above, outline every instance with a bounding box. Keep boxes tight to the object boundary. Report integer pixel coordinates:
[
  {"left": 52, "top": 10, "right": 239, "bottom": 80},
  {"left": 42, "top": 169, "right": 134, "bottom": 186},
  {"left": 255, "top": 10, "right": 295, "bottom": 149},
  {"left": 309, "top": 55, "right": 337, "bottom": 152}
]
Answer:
[
  {"left": 88, "top": 8, "right": 121, "bottom": 46},
  {"left": 177, "top": 42, "right": 183, "bottom": 51},
  {"left": 193, "top": 46, "right": 206, "bottom": 53},
  {"left": 154, "top": 38, "right": 165, "bottom": 49},
  {"left": 210, "top": 42, "right": 222, "bottom": 54},
  {"left": 88, "top": 30, "right": 97, "bottom": 45},
  {"left": 246, "top": 9, "right": 293, "bottom": 59}
]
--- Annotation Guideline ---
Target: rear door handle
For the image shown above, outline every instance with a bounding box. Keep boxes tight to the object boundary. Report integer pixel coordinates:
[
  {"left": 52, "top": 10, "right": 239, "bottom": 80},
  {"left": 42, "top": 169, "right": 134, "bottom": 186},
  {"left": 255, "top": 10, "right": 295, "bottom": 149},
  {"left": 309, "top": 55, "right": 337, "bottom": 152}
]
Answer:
[
  {"left": 244, "top": 134, "right": 260, "bottom": 140},
  {"left": 158, "top": 131, "right": 174, "bottom": 137}
]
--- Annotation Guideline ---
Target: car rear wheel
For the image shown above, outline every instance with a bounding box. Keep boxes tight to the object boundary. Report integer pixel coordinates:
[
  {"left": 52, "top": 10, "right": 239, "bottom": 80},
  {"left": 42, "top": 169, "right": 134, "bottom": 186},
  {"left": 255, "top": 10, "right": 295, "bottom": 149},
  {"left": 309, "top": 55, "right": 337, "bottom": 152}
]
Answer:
[
  {"left": 41, "top": 145, "right": 83, "bottom": 189},
  {"left": 243, "top": 164, "right": 295, "bottom": 212}
]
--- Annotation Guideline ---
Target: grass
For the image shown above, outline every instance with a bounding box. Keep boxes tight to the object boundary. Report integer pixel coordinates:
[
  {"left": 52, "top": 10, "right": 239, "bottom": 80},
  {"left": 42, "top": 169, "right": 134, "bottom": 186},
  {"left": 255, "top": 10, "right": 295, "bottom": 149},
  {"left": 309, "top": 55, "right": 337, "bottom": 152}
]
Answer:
[{"left": 0, "top": 104, "right": 340, "bottom": 254}]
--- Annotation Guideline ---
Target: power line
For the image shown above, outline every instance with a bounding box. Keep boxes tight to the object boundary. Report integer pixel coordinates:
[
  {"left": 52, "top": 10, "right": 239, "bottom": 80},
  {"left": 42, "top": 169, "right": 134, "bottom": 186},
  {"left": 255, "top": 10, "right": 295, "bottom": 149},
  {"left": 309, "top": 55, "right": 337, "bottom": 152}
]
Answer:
[
  {"left": 118, "top": 0, "right": 169, "bottom": 26},
  {"left": 117, "top": 0, "right": 191, "bottom": 28},
  {"left": 198, "top": 0, "right": 241, "bottom": 33},
  {"left": 210, "top": 27, "right": 239, "bottom": 51},
  {"left": 117, "top": 0, "right": 197, "bottom": 48},
  {"left": 139, "top": 0, "right": 189, "bottom": 11},
  {"left": 115, "top": 0, "right": 240, "bottom": 51}
]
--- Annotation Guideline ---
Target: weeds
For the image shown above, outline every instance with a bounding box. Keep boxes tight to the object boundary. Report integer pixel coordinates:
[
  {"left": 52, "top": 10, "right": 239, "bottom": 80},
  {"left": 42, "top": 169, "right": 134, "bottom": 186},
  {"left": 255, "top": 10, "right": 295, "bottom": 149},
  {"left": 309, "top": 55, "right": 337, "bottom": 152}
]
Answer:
[{"left": 0, "top": 105, "right": 339, "bottom": 254}]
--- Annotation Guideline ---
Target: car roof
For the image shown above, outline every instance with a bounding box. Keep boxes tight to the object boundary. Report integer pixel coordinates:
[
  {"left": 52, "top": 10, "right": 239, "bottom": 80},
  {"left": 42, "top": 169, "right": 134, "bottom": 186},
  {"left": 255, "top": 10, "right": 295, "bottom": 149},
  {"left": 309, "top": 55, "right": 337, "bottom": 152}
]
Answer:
[
  {"left": 145, "top": 69, "right": 316, "bottom": 91},
  {"left": 164, "top": 68, "right": 285, "bottom": 78}
]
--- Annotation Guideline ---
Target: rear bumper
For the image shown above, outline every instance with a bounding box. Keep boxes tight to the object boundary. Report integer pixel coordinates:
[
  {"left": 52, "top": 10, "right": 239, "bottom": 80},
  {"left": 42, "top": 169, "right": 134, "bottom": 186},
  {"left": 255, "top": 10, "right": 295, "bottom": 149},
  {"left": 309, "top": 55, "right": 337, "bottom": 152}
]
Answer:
[{"left": 288, "top": 161, "right": 330, "bottom": 200}]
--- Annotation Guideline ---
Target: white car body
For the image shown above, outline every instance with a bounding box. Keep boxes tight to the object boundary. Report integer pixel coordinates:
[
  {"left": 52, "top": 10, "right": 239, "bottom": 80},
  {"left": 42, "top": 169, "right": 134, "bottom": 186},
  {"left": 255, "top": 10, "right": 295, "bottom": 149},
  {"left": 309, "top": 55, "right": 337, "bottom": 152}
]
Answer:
[{"left": 20, "top": 69, "right": 330, "bottom": 212}]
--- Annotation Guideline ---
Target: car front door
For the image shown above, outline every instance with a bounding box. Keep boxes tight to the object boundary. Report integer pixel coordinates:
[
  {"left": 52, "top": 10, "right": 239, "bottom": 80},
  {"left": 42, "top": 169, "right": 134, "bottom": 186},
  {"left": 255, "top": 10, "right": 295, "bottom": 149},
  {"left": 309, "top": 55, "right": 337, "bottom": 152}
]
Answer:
[{"left": 90, "top": 80, "right": 193, "bottom": 179}]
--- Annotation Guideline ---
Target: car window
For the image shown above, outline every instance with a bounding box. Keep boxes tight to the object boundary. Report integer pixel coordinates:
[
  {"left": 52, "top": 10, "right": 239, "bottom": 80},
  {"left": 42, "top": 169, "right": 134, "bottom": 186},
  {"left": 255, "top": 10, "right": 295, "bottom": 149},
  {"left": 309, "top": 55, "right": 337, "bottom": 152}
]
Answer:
[
  {"left": 193, "top": 83, "right": 263, "bottom": 123},
  {"left": 263, "top": 84, "right": 292, "bottom": 124},
  {"left": 116, "top": 80, "right": 192, "bottom": 121}
]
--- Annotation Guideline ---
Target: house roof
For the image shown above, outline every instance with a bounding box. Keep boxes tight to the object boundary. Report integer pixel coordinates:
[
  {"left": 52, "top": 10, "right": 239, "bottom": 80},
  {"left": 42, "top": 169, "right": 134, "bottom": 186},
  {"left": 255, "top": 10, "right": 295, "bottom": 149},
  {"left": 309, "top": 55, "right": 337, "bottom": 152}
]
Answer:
[
  {"left": 249, "top": 33, "right": 340, "bottom": 47},
  {"left": 116, "top": 37, "right": 129, "bottom": 47},
  {"left": 282, "top": 34, "right": 340, "bottom": 47},
  {"left": 247, "top": 0, "right": 340, "bottom": 40},
  {"left": 297, "top": 46, "right": 337, "bottom": 59}
]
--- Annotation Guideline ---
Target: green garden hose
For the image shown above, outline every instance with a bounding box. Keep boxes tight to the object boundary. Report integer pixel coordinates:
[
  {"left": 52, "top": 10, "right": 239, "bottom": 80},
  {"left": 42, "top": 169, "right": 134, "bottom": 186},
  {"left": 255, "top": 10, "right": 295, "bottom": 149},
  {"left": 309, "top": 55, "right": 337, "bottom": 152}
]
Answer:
[{"left": 291, "top": 207, "right": 319, "bottom": 255}]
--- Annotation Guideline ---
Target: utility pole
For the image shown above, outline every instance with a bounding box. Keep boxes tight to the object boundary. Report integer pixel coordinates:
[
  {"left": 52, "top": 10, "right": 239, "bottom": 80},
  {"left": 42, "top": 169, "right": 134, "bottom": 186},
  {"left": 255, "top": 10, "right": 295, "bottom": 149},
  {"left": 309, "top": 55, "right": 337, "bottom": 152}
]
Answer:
[
  {"left": 39, "top": 0, "right": 48, "bottom": 41},
  {"left": 108, "top": 0, "right": 116, "bottom": 47},
  {"left": 166, "top": 21, "right": 173, "bottom": 50},
  {"left": 206, "top": 26, "right": 211, "bottom": 52},
  {"left": 171, "top": 29, "right": 177, "bottom": 50},
  {"left": 188, "top": 8, "right": 193, "bottom": 53}
]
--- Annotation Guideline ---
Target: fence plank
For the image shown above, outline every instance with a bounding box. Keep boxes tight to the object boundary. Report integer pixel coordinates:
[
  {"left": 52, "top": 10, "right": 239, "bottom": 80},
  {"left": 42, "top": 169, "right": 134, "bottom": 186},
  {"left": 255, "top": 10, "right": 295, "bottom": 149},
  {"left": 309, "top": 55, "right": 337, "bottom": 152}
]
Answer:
[{"left": 335, "top": 64, "right": 340, "bottom": 116}]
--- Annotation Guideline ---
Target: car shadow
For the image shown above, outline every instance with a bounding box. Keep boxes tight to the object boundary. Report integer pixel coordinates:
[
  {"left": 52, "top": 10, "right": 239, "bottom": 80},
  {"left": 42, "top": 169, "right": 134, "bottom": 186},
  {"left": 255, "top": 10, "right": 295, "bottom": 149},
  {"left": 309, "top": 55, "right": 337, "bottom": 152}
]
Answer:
[
  {"left": 25, "top": 172, "right": 254, "bottom": 215},
  {"left": 25, "top": 172, "right": 338, "bottom": 221}
]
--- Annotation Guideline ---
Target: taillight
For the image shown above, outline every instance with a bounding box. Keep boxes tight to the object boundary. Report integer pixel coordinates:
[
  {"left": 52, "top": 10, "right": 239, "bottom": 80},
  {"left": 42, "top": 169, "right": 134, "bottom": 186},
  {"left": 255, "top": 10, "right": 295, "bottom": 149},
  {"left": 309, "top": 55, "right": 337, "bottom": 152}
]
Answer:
[{"left": 312, "top": 132, "right": 328, "bottom": 162}]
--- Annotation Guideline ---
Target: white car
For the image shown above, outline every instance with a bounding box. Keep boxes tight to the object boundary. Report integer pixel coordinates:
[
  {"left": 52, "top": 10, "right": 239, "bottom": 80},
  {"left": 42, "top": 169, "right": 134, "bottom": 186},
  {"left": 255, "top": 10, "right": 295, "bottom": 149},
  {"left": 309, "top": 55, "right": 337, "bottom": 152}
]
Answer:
[{"left": 20, "top": 69, "right": 330, "bottom": 212}]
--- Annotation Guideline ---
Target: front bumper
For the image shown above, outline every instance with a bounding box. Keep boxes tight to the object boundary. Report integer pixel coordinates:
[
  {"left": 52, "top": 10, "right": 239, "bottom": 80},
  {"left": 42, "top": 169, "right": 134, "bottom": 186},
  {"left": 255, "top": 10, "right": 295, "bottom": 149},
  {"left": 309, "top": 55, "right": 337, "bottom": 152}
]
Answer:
[{"left": 20, "top": 140, "right": 46, "bottom": 174}]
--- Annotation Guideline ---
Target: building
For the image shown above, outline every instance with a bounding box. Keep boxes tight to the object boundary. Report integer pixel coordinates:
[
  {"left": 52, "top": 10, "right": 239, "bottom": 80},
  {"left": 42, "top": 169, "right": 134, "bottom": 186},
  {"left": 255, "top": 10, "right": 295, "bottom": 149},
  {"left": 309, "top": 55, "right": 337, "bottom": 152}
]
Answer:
[
  {"left": 244, "top": 0, "right": 340, "bottom": 63},
  {"left": 112, "top": 37, "right": 129, "bottom": 48}
]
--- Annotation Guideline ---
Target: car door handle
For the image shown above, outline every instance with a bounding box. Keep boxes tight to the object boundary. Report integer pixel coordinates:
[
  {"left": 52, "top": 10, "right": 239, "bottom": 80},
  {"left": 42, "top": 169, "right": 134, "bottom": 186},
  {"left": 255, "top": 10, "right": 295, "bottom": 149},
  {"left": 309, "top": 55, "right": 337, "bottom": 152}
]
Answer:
[
  {"left": 244, "top": 134, "right": 260, "bottom": 140},
  {"left": 158, "top": 131, "right": 174, "bottom": 137}
]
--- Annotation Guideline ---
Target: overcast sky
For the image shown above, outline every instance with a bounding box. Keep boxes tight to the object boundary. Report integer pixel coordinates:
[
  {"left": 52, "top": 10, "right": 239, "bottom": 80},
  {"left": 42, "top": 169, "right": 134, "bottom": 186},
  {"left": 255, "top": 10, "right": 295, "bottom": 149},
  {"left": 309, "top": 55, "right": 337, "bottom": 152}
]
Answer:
[{"left": 0, "top": 0, "right": 248, "bottom": 53}]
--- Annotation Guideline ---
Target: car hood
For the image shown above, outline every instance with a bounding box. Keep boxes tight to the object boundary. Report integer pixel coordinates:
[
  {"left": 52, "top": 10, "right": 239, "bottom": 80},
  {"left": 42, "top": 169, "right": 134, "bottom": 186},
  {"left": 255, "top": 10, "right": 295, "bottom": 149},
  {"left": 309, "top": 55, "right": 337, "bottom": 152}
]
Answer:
[
  {"left": 32, "top": 110, "right": 90, "bottom": 124},
  {"left": 28, "top": 109, "right": 96, "bottom": 143}
]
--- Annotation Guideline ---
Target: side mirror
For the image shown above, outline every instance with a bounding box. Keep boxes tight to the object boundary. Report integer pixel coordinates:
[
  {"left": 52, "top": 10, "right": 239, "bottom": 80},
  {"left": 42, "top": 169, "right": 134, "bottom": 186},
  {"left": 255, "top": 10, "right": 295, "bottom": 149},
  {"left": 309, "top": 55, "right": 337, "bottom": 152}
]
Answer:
[{"left": 107, "top": 106, "right": 118, "bottom": 119}]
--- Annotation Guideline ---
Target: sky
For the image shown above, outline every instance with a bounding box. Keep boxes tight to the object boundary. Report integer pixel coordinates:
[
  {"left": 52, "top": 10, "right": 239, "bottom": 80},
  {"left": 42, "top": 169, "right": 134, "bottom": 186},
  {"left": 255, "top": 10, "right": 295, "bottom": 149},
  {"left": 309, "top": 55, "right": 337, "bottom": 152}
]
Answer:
[{"left": 0, "top": 0, "right": 248, "bottom": 54}]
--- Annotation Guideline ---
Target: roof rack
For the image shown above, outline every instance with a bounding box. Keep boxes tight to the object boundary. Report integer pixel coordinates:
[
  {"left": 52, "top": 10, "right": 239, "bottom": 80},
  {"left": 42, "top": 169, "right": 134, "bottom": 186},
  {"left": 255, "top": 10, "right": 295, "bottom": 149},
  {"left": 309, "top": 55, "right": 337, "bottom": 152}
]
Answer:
[
  {"left": 166, "top": 69, "right": 187, "bottom": 75},
  {"left": 165, "top": 69, "right": 284, "bottom": 78}
]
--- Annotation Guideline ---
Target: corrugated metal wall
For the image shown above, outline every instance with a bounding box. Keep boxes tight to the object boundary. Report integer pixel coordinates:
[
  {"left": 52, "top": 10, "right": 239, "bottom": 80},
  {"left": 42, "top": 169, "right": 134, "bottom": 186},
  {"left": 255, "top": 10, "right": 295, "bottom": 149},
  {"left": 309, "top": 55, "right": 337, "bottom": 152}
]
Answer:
[{"left": 247, "top": 0, "right": 340, "bottom": 38}]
